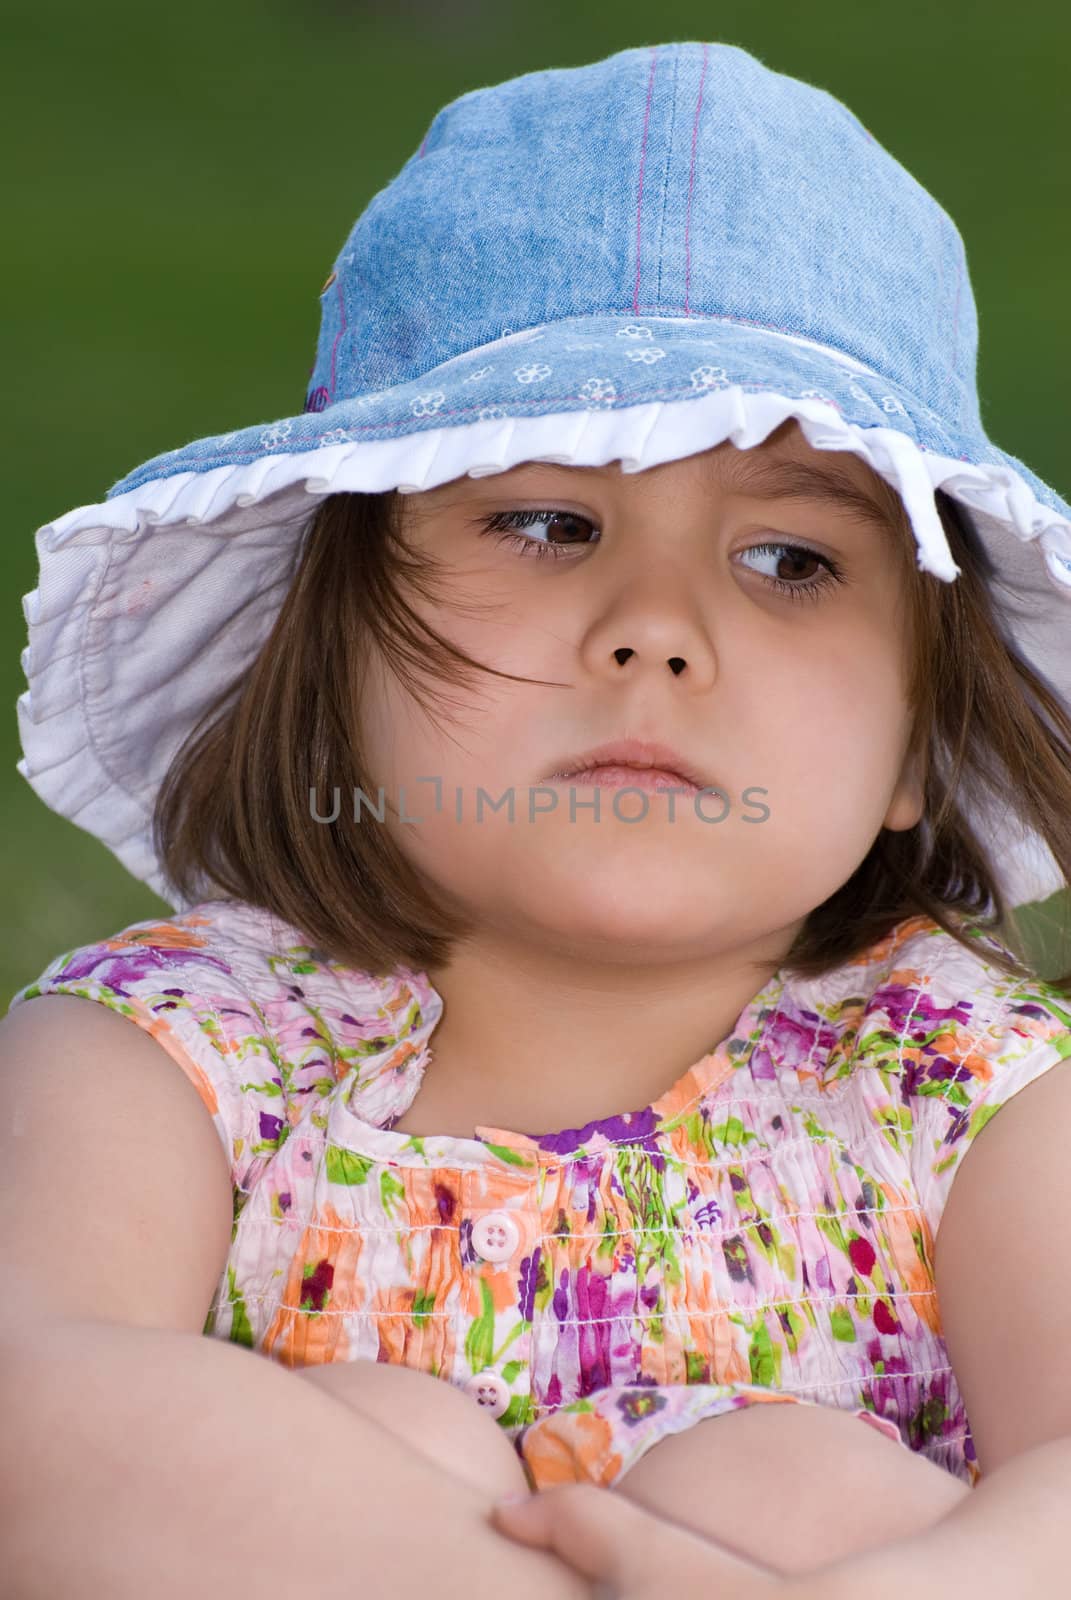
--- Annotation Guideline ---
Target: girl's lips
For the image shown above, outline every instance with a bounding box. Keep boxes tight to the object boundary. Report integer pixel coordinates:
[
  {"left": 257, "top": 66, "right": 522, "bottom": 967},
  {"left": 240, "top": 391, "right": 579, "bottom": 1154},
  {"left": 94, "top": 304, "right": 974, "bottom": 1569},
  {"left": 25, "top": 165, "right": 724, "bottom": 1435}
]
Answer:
[{"left": 548, "top": 765, "right": 699, "bottom": 794}]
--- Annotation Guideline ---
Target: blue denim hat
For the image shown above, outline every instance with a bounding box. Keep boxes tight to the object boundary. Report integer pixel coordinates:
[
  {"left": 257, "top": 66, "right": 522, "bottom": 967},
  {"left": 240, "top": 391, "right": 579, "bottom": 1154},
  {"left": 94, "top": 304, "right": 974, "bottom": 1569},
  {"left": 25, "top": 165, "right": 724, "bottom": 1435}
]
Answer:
[{"left": 18, "top": 41, "right": 1071, "bottom": 909}]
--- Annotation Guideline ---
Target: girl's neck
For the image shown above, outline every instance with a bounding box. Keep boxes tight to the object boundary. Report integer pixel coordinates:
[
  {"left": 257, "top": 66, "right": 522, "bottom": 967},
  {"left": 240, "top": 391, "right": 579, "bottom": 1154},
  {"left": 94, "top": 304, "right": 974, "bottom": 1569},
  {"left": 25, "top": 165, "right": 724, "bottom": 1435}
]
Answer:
[{"left": 391, "top": 923, "right": 801, "bottom": 1139}]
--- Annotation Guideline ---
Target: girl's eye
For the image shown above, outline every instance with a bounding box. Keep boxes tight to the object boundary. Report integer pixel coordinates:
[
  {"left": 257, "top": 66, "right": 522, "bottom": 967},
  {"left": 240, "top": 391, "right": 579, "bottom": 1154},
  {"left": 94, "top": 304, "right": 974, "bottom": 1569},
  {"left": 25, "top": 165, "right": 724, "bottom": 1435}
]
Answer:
[
  {"left": 736, "top": 540, "right": 845, "bottom": 603},
  {"left": 475, "top": 508, "right": 845, "bottom": 603},
  {"left": 477, "top": 508, "right": 595, "bottom": 559}
]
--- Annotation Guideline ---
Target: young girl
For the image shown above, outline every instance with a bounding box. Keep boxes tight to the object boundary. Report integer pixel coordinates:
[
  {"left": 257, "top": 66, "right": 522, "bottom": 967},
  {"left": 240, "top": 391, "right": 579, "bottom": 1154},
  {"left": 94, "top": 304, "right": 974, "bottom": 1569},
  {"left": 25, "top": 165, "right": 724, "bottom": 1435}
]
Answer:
[{"left": 7, "top": 39, "right": 1071, "bottom": 1600}]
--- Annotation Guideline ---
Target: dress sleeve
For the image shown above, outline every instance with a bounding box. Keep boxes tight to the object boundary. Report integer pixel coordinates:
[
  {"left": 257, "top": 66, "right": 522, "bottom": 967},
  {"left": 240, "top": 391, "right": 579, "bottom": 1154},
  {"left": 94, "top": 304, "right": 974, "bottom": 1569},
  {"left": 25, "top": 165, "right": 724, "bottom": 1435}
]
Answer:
[
  {"left": 514, "top": 1381, "right": 904, "bottom": 1490},
  {"left": 905, "top": 979, "right": 1071, "bottom": 1242},
  {"left": 5, "top": 916, "right": 285, "bottom": 1196}
]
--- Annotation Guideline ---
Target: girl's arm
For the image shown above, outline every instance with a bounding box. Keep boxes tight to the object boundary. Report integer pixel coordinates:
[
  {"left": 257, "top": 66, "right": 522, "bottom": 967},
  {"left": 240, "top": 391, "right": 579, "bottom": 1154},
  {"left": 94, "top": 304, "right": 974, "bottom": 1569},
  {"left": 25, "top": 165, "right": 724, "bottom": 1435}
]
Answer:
[
  {"left": 298, "top": 1356, "right": 535, "bottom": 1499},
  {"left": 0, "top": 997, "right": 590, "bottom": 1597},
  {"left": 0, "top": 1316, "right": 594, "bottom": 1600},
  {"left": 613, "top": 1398, "right": 969, "bottom": 1578}
]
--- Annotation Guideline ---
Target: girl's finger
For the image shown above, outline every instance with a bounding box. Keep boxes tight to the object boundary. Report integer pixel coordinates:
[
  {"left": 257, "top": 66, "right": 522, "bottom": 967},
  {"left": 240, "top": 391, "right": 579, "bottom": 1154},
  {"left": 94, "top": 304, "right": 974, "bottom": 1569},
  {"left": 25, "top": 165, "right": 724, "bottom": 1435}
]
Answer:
[
  {"left": 491, "top": 1483, "right": 789, "bottom": 1600},
  {"left": 490, "top": 1483, "right": 650, "bottom": 1591}
]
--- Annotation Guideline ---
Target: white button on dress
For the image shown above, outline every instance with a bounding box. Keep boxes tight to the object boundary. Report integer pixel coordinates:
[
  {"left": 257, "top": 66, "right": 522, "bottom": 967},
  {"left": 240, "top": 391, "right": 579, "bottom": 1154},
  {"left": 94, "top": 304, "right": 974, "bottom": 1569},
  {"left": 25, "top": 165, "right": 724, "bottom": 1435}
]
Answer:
[
  {"left": 470, "top": 1210, "right": 521, "bottom": 1262},
  {"left": 463, "top": 1371, "right": 511, "bottom": 1418}
]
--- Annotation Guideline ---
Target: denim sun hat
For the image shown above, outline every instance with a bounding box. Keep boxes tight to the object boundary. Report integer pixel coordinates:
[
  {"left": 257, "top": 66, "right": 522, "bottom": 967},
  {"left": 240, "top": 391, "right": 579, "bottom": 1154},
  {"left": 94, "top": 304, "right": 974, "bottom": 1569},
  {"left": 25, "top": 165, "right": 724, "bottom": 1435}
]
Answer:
[{"left": 18, "top": 41, "right": 1071, "bottom": 912}]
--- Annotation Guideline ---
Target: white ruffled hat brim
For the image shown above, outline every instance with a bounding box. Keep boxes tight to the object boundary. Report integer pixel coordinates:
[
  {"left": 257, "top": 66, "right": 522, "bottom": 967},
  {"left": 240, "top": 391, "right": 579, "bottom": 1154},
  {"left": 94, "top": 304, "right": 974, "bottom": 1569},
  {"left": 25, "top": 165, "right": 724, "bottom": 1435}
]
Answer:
[{"left": 18, "top": 387, "right": 1071, "bottom": 911}]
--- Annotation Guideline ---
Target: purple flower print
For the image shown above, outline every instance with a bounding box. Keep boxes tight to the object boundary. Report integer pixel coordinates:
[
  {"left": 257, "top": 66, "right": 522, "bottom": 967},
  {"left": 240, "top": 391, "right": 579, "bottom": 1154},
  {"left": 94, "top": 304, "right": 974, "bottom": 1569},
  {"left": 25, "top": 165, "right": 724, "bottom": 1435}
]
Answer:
[
  {"left": 51, "top": 942, "right": 232, "bottom": 992},
  {"left": 616, "top": 1388, "right": 668, "bottom": 1427},
  {"left": 752, "top": 997, "right": 841, "bottom": 1079}
]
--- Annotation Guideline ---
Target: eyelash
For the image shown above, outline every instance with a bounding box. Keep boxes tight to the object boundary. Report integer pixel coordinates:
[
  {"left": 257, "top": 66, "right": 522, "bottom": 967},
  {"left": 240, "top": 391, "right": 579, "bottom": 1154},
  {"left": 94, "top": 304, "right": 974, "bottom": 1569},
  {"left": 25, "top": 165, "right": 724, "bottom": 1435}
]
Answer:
[{"left": 476, "top": 508, "right": 846, "bottom": 604}]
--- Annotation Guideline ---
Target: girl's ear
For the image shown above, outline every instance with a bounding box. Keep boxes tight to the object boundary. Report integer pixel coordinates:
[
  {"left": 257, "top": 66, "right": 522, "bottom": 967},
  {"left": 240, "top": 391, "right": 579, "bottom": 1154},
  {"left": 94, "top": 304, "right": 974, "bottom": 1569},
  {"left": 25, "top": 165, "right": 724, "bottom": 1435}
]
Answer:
[{"left": 883, "top": 745, "right": 927, "bottom": 833}]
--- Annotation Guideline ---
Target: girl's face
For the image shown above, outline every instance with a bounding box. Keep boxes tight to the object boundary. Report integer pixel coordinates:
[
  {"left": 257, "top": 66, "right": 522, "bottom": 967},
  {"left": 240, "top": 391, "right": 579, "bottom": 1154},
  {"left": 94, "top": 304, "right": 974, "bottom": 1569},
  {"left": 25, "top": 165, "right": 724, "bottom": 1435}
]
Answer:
[{"left": 355, "top": 421, "right": 924, "bottom": 970}]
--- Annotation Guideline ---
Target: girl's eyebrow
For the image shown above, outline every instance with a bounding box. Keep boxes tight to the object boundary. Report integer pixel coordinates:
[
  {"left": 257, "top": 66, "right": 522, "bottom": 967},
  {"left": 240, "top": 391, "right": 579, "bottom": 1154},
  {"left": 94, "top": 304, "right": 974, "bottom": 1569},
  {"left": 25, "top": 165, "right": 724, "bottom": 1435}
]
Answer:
[{"left": 712, "top": 454, "right": 897, "bottom": 536}]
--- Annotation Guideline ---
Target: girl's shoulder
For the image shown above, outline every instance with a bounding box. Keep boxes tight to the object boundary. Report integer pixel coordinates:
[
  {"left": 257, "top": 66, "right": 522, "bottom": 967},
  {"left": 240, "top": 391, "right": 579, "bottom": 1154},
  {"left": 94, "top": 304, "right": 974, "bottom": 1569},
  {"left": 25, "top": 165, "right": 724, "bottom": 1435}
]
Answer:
[
  {"left": 836, "top": 913, "right": 1071, "bottom": 1232},
  {"left": 793, "top": 910, "right": 1071, "bottom": 1086},
  {"left": 8, "top": 895, "right": 415, "bottom": 1020},
  {"left": 866, "top": 911, "right": 1071, "bottom": 1053},
  {"left": 5, "top": 898, "right": 422, "bottom": 1191},
  {"left": 10, "top": 896, "right": 354, "bottom": 1000}
]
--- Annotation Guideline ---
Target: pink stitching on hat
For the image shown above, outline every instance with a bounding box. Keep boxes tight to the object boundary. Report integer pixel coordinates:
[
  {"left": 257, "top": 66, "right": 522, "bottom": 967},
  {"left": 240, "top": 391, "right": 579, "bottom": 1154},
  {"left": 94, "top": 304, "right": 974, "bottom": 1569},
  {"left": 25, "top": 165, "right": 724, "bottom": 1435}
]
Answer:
[
  {"left": 632, "top": 47, "right": 659, "bottom": 313},
  {"left": 683, "top": 43, "right": 709, "bottom": 316}
]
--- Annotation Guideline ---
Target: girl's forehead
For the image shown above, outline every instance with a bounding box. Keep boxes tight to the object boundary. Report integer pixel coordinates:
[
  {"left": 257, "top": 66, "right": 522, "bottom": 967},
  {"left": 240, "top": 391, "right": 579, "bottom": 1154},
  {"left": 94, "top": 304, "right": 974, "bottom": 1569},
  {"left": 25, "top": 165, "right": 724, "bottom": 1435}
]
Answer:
[{"left": 418, "top": 433, "right": 898, "bottom": 535}]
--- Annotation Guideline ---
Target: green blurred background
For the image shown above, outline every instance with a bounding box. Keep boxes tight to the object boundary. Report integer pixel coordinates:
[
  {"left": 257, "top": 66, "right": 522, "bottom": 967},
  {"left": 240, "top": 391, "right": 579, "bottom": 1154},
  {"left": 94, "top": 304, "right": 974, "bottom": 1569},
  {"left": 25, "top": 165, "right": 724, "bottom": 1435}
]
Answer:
[{"left": 5, "top": 0, "right": 1071, "bottom": 1006}]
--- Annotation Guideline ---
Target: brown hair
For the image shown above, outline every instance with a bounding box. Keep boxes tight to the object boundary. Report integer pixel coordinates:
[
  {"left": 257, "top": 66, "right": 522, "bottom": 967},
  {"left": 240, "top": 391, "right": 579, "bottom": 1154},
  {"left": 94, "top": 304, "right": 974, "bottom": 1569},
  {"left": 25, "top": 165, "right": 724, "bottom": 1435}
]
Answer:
[{"left": 153, "top": 465, "right": 1071, "bottom": 991}]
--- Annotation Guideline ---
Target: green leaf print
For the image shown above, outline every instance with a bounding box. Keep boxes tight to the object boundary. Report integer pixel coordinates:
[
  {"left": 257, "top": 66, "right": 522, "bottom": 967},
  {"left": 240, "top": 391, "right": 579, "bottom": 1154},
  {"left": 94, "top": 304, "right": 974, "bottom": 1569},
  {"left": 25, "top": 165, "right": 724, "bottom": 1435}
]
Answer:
[
  {"left": 465, "top": 1278, "right": 496, "bottom": 1373},
  {"left": 752, "top": 1216, "right": 793, "bottom": 1279},
  {"left": 491, "top": 1320, "right": 525, "bottom": 1366},
  {"left": 749, "top": 1318, "right": 780, "bottom": 1386},
  {"left": 772, "top": 1234, "right": 797, "bottom": 1279},
  {"left": 616, "top": 1153, "right": 680, "bottom": 1274},
  {"left": 921, "top": 1394, "right": 948, "bottom": 1438},
  {"left": 224, "top": 1265, "right": 254, "bottom": 1348},
  {"left": 968, "top": 1102, "right": 1004, "bottom": 1139},
  {"left": 800, "top": 1109, "right": 838, "bottom": 1144},
  {"left": 380, "top": 1167, "right": 406, "bottom": 1216},
  {"left": 533, "top": 1255, "right": 553, "bottom": 1313},
  {"left": 501, "top": 1359, "right": 526, "bottom": 1384},
  {"left": 325, "top": 1145, "right": 374, "bottom": 1185},
  {"left": 411, "top": 1290, "right": 435, "bottom": 1329},
  {"left": 830, "top": 1305, "right": 856, "bottom": 1342},
  {"left": 710, "top": 1115, "right": 757, "bottom": 1151},
  {"left": 1018, "top": 992, "right": 1071, "bottom": 1031},
  {"left": 480, "top": 1142, "right": 532, "bottom": 1167},
  {"left": 814, "top": 1211, "right": 850, "bottom": 1257},
  {"left": 248, "top": 1077, "right": 284, "bottom": 1099},
  {"left": 774, "top": 1303, "right": 805, "bottom": 1356},
  {"left": 681, "top": 1109, "right": 710, "bottom": 1155},
  {"left": 911, "top": 1080, "right": 951, "bottom": 1103},
  {"left": 513, "top": 1394, "right": 538, "bottom": 1427},
  {"left": 685, "top": 1349, "right": 711, "bottom": 1382},
  {"left": 911, "top": 1392, "right": 948, "bottom": 1444}
]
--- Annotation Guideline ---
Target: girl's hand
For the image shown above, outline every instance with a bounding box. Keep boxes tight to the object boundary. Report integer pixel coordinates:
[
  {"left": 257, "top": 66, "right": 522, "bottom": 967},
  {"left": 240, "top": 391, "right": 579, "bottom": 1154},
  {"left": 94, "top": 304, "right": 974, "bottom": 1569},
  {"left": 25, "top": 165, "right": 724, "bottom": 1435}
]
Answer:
[{"left": 489, "top": 1483, "right": 808, "bottom": 1600}]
